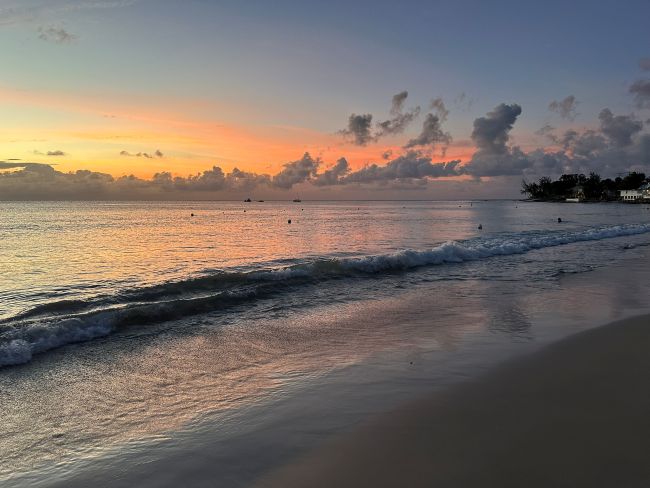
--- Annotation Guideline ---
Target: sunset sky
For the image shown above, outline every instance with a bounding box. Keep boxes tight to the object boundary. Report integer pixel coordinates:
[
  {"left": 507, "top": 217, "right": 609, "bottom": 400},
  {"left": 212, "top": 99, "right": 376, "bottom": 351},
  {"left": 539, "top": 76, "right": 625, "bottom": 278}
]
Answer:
[{"left": 1, "top": 0, "right": 649, "bottom": 199}]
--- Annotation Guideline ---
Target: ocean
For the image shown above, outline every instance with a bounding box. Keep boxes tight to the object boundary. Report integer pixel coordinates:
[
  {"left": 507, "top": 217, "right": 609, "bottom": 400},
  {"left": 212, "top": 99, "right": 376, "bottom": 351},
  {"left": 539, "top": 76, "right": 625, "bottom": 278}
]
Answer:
[{"left": 2, "top": 200, "right": 650, "bottom": 486}]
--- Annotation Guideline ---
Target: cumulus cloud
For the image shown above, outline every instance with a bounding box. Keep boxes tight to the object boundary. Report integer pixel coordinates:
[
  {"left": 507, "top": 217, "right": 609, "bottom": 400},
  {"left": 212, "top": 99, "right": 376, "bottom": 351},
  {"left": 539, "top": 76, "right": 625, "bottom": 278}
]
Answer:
[
  {"left": 463, "top": 103, "right": 649, "bottom": 179},
  {"left": 342, "top": 151, "right": 461, "bottom": 185},
  {"left": 471, "top": 103, "right": 522, "bottom": 156},
  {"left": 463, "top": 103, "right": 575, "bottom": 177},
  {"left": 271, "top": 152, "right": 320, "bottom": 188},
  {"left": 120, "top": 150, "right": 164, "bottom": 158},
  {"left": 338, "top": 113, "right": 375, "bottom": 146},
  {"left": 0, "top": 148, "right": 466, "bottom": 199},
  {"left": 598, "top": 108, "right": 643, "bottom": 147},
  {"left": 340, "top": 91, "right": 420, "bottom": 145},
  {"left": 313, "top": 158, "right": 349, "bottom": 186},
  {"left": 403, "top": 97, "right": 452, "bottom": 150},
  {"left": 404, "top": 113, "right": 452, "bottom": 149},
  {"left": 37, "top": 26, "right": 76, "bottom": 43},
  {"left": 548, "top": 95, "right": 578, "bottom": 120},
  {"left": 375, "top": 91, "right": 421, "bottom": 137},
  {"left": 629, "top": 79, "right": 650, "bottom": 109}
]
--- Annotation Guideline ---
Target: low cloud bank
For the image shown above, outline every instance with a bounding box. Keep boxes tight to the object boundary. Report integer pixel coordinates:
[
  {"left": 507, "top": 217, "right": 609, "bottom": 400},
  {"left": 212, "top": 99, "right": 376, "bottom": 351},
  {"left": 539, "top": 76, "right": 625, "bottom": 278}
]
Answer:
[{"left": 3, "top": 94, "right": 650, "bottom": 199}]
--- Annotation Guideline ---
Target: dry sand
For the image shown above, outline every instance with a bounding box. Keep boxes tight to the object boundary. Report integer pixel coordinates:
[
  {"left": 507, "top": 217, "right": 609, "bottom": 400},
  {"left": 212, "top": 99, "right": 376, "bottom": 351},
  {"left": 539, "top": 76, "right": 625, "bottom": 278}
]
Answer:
[{"left": 255, "top": 314, "right": 650, "bottom": 488}]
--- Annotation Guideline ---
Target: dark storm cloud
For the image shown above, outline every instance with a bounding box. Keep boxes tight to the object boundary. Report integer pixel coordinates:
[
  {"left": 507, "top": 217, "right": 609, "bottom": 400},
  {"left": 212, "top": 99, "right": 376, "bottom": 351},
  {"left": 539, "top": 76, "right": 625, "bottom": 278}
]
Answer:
[
  {"left": 548, "top": 95, "right": 578, "bottom": 120},
  {"left": 338, "top": 113, "right": 375, "bottom": 146},
  {"left": 629, "top": 79, "right": 650, "bottom": 109}
]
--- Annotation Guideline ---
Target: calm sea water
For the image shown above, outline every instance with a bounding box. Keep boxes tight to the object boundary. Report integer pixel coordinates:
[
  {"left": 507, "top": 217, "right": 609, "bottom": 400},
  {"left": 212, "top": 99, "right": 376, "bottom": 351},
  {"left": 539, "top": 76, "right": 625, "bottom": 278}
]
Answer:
[{"left": 2, "top": 200, "right": 650, "bottom": 485}]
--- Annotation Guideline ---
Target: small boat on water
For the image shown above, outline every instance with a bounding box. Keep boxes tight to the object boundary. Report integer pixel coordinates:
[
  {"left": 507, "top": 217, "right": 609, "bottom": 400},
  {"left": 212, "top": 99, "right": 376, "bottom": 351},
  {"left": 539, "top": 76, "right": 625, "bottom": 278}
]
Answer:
[
  {"left": 244, "top": 198, "right": 252, "bottom": 202},
  {"left": 292, "top": 198, "right": 301, "bottom": 202}
]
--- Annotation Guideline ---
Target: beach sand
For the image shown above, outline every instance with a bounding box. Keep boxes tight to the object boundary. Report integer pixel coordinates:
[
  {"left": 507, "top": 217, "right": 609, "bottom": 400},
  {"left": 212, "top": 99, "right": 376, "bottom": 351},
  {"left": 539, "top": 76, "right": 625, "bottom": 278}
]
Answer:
[{"left": 255, "top": 314, "right": 650, "bottom": 488}]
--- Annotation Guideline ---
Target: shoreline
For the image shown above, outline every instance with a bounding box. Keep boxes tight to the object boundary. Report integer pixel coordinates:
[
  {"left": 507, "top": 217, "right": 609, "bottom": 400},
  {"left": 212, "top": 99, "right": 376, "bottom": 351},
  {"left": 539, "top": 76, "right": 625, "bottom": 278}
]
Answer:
[
  {"left": 6, "top": 247, "right": 650, "bottom": 487},
  {"left": 255, "top": 313, "right": 650, "bottom": 487}
]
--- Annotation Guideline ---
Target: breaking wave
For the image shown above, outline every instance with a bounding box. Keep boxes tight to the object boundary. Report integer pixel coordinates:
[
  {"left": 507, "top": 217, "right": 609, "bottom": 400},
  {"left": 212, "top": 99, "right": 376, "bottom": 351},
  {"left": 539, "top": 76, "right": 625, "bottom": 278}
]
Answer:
[{"left": 2, "top": 222, "right": 650, "bottom": 367}]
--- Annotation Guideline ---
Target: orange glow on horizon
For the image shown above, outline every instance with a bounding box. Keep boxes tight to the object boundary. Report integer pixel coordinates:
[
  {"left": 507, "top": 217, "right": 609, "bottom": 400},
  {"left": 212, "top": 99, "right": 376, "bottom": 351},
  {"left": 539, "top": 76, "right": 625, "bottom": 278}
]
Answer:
[{"left": 1, "top": 85, "right": 477, "bottom": 180}]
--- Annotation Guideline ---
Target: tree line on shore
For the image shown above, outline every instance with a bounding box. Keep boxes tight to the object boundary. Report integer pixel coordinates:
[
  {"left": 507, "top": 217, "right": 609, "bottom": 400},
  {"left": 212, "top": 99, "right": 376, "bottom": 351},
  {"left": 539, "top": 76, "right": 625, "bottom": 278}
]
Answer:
[{"left": 521, "top": 172, "right": 648, "bottom": 200}]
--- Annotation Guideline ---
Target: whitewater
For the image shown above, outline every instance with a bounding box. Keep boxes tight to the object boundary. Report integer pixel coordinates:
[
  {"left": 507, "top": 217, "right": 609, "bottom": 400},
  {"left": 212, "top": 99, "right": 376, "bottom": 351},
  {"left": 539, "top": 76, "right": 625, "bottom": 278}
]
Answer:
[
  {"left": 4, "top": 200, "right": 650, "bottom": 485},
  {"left": 2, "top": 218, "right": 650, "bottom": 367}
]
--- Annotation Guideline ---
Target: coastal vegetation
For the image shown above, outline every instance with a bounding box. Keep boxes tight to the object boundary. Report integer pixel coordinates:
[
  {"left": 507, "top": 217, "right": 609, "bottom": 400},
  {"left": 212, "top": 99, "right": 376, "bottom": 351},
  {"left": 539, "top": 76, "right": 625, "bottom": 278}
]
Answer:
[{"left": 521, "top": 172, "right": 648, "bottom": 201}]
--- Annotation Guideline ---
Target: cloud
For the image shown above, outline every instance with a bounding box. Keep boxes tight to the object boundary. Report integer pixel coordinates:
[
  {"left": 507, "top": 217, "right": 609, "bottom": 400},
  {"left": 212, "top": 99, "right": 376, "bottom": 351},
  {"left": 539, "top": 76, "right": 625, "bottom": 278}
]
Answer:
[
  {"left": 375, "top": 91, "right": 421, "bottom": 137},
  {"left": 463, "top": 103, "right": 573, "bottom": 177},
  {"left": 38, "top": 26, "right": 76, "bottom": 43},
  {"left": 340, "top": 91, "right": 420, "bottom": 145},
  {"left": 639, "top": 58, "right": 650, "bottom": 71},
  {"left": 120, "top": 150, "right": 164, "bottom": 158},
  {"left": 313, "top": 158, "right": 349, "bottom": 186},
  {"left": 429, "top": 97, "right": 449, "bottom": 122},
  {"left": 404, "top": 113, "right": 452, "bottom": 149},
  {"left": 629, "top": 79, "right": 650, "bottom": 109},
  {"left": 33, "top": 149, "right": 67, "bottom": 156},
  {"left": 548, "top": 95, "right": 578, "bottom": 120},
  {"left": 338, "top": 113, "right": 375, "bottom": 146},
  {"left": 463, "top": 103, "right": 649, "bottom": 179},
  {"left": 598, "top": 108, "right": 643, "bottom": 147},
  {"left": 535, "top": 124, "right": 557, "bottom": 142},
  {"left": 0, "top": 149, "right": 466, "bottom": 199},
  {"left": 342, "top": 151, "right": 461, "bottom": 185},
  {"left": 471, "top": 103, "right": 522, "bottom": 156},
  {"left": 403, "top": 97, "right": 452, "bottom": 150},
  {"left": 271, "top": 152, "right": 320, "bottom": 188}
]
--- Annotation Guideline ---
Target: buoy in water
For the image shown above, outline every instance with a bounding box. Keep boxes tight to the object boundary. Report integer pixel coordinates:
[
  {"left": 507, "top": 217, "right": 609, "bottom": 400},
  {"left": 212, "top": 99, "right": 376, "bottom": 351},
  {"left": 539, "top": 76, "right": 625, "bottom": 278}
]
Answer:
[
  {"left": 190, "top": 213, "right": 194, "bottom": 217},
  {"left": 288, "top": 219, "right": 292, "bottom": 224},
  {"left": 557, "top": 217, "right": 562, "bottom": 223},
  {"left": 478, "top": 224, "right": 483, "bottom": 230}
]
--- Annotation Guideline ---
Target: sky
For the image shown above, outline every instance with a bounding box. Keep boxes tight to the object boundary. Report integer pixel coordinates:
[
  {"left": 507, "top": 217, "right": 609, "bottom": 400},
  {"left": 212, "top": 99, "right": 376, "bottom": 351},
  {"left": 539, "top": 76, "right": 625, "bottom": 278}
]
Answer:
[{"left": 1, "top": 0, "right": 649, "bottom": 200}]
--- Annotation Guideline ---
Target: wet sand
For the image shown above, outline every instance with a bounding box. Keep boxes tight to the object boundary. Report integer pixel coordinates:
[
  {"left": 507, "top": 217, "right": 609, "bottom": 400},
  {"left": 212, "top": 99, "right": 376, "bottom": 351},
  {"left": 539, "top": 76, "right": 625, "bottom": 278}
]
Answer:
[{"left": 255, "top": 314, "right": 650, "bottom": 488}]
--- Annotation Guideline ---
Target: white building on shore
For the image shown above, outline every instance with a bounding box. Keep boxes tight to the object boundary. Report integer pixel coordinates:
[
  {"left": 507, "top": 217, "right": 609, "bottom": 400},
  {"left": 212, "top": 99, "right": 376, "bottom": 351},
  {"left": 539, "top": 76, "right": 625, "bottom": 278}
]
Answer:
[{"left": 620, "top": 190, "right": 643, "bottom": 201}]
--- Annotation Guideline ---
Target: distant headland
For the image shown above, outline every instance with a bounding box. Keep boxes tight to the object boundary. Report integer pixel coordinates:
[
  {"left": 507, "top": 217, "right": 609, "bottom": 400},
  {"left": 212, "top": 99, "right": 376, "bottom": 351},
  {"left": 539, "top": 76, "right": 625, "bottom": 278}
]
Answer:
[{"left": 521, "top": 172, "right": 650, "bottom": 203}]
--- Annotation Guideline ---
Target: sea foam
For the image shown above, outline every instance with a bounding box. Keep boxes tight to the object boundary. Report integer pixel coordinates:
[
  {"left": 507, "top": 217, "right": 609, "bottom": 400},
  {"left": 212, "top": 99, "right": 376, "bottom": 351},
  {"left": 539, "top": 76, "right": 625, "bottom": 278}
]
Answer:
[{"left": 2, "top": 223, "right": 650, "bottom": 367}]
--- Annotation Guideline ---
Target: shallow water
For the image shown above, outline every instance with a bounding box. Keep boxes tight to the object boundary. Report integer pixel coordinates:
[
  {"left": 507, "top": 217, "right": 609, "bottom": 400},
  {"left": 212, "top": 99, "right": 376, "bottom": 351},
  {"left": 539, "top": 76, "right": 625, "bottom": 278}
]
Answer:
[{"left": 1, "top": 200, "right": 650, "bottom": 485}]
